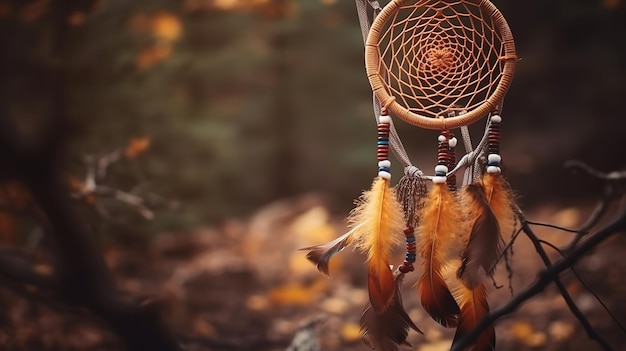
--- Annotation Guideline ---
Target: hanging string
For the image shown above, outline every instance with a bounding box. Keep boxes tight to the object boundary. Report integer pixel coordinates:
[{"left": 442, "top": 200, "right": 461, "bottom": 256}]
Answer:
[{"left": 355, "top": 0, "right": 415, "bottom": 171}]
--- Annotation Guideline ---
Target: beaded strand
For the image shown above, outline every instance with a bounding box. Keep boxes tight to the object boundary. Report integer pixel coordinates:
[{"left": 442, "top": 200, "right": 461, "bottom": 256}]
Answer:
[{"left": 487, "top": 114, "right": 502, "bottom": 174}]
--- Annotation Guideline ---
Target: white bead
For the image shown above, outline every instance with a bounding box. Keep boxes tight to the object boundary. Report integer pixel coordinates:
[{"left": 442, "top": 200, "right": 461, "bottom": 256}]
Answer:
[
  {"left": 378, "top": 171, "right": 392, "bottom": 180},
  {"left": 491, "top": 115, "right": 502, "bottom": 123},
  {"left": 449, "top": 137, "right": 458, "bottom": 148},
  {"left": 432, "top": 176, "right": 447, "bottom": 184},
  {"left": 379, "top": 115, "right": 392, "bottom": 124},
  {"left": 488, "top": 154, "right": 501, "bottom": 163},
  {"left": 487, "top": 166, "right": 501, "bottom": 174},
  {"left": 438, "top": 134, "right": 447, "bottom": 142},
  {"left": 378, "top": 160, "right": 391, "bottom": 168},
  {"left": 435, "top": 165, "right": 448, "bottom": 173}
]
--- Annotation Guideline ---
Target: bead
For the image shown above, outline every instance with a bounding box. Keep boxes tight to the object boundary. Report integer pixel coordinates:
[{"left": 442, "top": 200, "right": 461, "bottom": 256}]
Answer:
[
  {"left": 438, "top": 134, "right": 447, "bottom": 142},
  {"left": 378, "top": 166, "right": 390, "bottom": 173},
  {"left": 432, "top": 176, "right": 446, "bottom": 184},
  {"left": 435, "top": 165, "right": 448, "bottom": 173},
  {"left": 378, "top": 160, "right": 391, "bottom": 168},
  {"left": 449, "top": 137, "right": 458, "bottom": 148},
  {"left": 487, "top": 166, "right": 501, "bottom": 174},
  {"left": 378, "top": 171, "right": 392, "bottom": 180},
  {"left": 379, "top": 115, "right": 392, "bottom": 124},
  {"left": 399, "top": 262, "right": 414, "bottom": 273},
  {"left": 377, "top": 140, "right": 389, "bottom": 146},
  {"left": 491, "top": 115, "right": 502, "bottom": 123},
  {"left": 488, "top": 154, "right": 501, "bottom": 163}
]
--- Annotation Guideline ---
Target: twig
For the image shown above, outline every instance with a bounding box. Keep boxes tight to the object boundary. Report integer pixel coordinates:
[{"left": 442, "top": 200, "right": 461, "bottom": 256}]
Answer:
[
  {"left": 564, "top": 160, "right": 626, "bottom": 252},
  {"left": 526, "top": 220, "right": 581, "bottom": 234},
  {"left": 540, "top": 240, "right": 626, "bottom": 335},
  {"left": 451, "top": 205, "right": 626, "bottom": 351},
  {"left": 517, "top": 208, "right": 613, "bottom": 350}
]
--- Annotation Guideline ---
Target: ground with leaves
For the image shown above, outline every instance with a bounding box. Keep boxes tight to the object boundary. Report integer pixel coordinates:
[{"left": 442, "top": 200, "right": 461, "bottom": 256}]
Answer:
[{"left": 0, "top": 194, "right": 624, "bottom": 351}]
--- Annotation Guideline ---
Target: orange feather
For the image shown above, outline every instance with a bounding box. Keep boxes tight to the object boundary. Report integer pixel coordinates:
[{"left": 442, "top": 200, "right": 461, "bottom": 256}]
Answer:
[
  {"left": 416, "top": 182, "right": 461, "bottom": 327},
  {"left": 451, "top": 283, "right": 495, "bottom": 351},
  {"left": 349, "top": 176, "right": 404, "bottom": 313}
]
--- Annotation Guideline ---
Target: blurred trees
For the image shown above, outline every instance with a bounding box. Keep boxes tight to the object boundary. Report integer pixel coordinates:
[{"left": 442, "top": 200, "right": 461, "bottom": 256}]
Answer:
[{"left": 0, "top": 0, "right": 624, "bottom": 233}]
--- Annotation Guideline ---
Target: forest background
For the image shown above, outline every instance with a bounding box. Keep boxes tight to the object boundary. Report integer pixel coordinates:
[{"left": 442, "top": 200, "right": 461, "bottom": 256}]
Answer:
[{"left": 0, "top": 0, "right": 625, "bottom": 350}]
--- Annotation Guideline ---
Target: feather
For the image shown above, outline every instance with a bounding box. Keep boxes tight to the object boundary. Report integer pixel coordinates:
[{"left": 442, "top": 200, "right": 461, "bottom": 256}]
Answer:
[
  {"left": 416, "top": 182, "right": 461, "bottom": 327},
  {"left": 361, "top": 271, "right": 423, "bottom": 350},
  {"left": 483, "top": 173, "right": 516, "bottom": 242},
  {"left": 299, "top": 225, "right": 359, "bottom": 277},
  {"left": 451, "top": 283, "right": 495, "bottom": 351},
  {"left": 349, "top": 176, "right": 405, "bottom": 313},
  {"left": 457, "top": 183, "right": 502, "bottom": 289}
]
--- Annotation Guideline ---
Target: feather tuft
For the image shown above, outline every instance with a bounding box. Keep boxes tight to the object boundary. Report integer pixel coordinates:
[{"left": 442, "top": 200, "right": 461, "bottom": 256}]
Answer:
[
  {"left": 416, "top": 182, "right": 461, "bottom": 327},
  {"left": 457, "top": 183, "right": 502, "bottom": 289},
  {"left": 361, "top": 271, "right": 422, "bottom": 351},
  {"left": 349, "top": 176, "right": 405, "bottom": 313},
  {"left": 300, "top": 227, "right": 357, "bottom": 277},
  {"left": 451, "top": 283, "right": 495, "bottom": 351},
  {"left": 396, "top": 173, "right": 427, "bottom": 229}
]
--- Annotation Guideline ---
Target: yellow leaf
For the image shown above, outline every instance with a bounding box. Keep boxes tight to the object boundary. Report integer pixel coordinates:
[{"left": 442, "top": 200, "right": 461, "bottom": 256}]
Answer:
[
  {"left": 510, "top": 321, "right": 547, "bottom": 348},
  {"left": 510, "top": 321, "right": 534, "bottom": 339},
  {"left": 340, "top": 323, "right": 361, "bottom": 342},
  {"left": 125, "top": 137, "right": 151, "bottom": 158},
  {"left": 150, "top": 12, "right": 182, "bottom": 41},
  {"left": 268, "top": 279, "right": 329, "bottom": 306},
  {"left": 268, "top": 283, "right": 317, "bottom": 306}
]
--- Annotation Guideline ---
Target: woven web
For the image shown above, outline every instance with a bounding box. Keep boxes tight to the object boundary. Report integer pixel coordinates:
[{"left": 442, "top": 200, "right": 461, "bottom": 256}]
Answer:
[{"left": 376, "top": 0, "right": 506, "bottom": 118}]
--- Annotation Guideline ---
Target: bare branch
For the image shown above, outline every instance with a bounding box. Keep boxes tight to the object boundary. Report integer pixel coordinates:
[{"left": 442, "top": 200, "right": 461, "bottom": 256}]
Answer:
[
  {"left": 517, "top": 208, "right": 613, "bottom": 351},
  {"left": 451, "top": 205, "right": 626, "bottom": 351}
]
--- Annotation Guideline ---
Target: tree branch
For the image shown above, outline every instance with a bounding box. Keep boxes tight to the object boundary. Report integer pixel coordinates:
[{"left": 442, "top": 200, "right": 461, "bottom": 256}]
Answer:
[
  {"left": 518, "top": 209, "right": 613, "bottom": 350},
  {"left": 451, "top": 204, "right": 626, "bottom": 351}
]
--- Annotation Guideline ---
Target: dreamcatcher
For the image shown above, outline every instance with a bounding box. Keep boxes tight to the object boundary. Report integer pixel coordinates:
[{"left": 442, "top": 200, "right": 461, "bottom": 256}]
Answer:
[{"left": 302, "top": 0, "right": 517, "bottom": 350}]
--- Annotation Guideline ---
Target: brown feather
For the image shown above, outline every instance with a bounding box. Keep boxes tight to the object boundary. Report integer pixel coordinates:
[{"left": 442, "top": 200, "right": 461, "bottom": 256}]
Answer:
[
  {"left": 416, "top": 182, "right": 461, "bottom": 327},
  {"left": 457, "top": 183, "right": 502, "bottom": 289},
  {"left": 361, "top": 272, "right": 422, "bottom": 350},
  {"left": 368, "top": 261, "right": 396, "bottom": 313},
  {"left": 300, "top": 227, "right": 356, "bottom": 277},
  {"left": 483, "top": 173, "right": 516, "bottom": 242},
  {"left": 349, "top": 176, "right": 404, "bottom": 313},
  {"left": 452, "top": 283, "right": 495, "bottom": 351}
]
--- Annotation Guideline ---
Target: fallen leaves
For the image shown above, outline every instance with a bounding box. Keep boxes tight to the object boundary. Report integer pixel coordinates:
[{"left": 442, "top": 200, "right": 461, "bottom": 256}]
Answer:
[
  {"left": 510, "top": 321, "right": 548, "bottom": 348},
  {"left": 125, "top": 137, "right": 151, "bottom": 159}
]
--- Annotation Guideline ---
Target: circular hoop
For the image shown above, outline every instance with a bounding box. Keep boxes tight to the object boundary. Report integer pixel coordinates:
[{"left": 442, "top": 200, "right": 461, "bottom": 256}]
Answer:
[{"left": 365, "top": 0, "right": 516, "bottom": 130}]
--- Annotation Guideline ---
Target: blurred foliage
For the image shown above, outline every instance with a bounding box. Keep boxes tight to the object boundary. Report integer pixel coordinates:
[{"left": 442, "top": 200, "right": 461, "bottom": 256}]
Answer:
[{"left": 0, "top": 0, "right": 625, "bottom": 236}]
